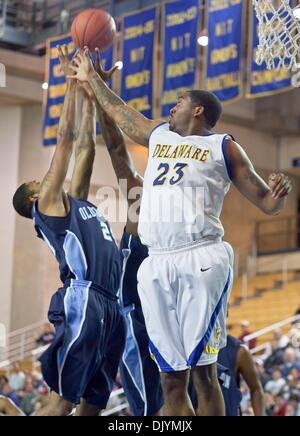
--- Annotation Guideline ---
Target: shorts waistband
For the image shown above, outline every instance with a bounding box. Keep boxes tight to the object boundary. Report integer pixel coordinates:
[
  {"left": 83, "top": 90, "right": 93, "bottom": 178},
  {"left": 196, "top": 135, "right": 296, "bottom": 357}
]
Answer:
[
  {"left": 64, "top": 279, "right": 118, "bottom": 301},
  {"left": 148, "top": 237, "right": 222, "bottom": 255}
]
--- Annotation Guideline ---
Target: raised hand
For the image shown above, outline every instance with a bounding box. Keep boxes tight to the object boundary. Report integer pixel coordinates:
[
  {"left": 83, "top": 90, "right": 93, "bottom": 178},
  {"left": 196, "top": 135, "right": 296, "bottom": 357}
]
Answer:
[
  {"left": 94, "top": 48, "right": 118, "bottom": 83},
  {"left": 68, "top": 48, "right": 95, "bottom": 82},
  {"left": 268, "top": 173, "right": 292, "bottom": 199},
  {"left": 77, "top": 48, "right": 118, "bottom": 101},
  {"left": 58, "top": 45, "right": 76, "bottom": 77}
]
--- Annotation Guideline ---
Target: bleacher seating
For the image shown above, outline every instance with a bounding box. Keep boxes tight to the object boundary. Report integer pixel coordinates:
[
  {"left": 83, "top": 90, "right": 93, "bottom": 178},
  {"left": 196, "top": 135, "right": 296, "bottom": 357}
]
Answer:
[{"left": 229, "top": 273, "right": 300, "bottom": 341}]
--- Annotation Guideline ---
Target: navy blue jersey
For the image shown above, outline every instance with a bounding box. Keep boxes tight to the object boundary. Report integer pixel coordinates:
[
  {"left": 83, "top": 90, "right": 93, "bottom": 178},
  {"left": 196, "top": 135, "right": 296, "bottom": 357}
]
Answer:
[
  {"left": 119, "top": 232, "right": 148, "bottom": 308},
  {"left": 32, "top": 196, "right": 121, "bottom": 295},
  {"left": 218, "top": 335, "right": 242, "bottom": 416}
]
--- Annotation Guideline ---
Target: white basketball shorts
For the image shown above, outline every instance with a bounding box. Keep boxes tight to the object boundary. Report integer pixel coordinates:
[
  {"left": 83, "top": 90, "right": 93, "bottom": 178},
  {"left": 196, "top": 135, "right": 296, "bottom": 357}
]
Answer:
[{"left": 137, "top": 240, "right": 234, "bottom": 372}]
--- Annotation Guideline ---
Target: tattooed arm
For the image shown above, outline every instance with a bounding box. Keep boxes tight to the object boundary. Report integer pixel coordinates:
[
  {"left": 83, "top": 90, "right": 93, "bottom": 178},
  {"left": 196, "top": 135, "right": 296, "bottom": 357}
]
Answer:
[
  {"left": 69, "top": 49, "right": 164, "bottom": 147},
  {"left": 97, "top": 102, "right": 142, "bottom": 235},
  {"left": 38, "top": 45, "right": 77, "bottom": 216},
  {"left": 68, "top": 91, "right": 96, "bottom": 200},
  {"left": 226, "top": 139, "right": 292, "bottom": 215}
]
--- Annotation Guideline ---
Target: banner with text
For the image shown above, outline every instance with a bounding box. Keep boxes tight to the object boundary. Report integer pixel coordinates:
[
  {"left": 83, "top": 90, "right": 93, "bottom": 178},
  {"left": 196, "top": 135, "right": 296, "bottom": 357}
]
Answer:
[
  {"left": 246, "top": 4, "right": 292, "bottom": 98},
  {"left": 161, "top": 0, "right": 200, "bottom": 117},
  {"left": 43, "top": 35, "right": 113, "bottom": 146},
  {"left": 205, "top": 0, "right": 243, "bottom": 102},
  {"left": 121, "top": 7, "right": 157, "bottom": 119}
]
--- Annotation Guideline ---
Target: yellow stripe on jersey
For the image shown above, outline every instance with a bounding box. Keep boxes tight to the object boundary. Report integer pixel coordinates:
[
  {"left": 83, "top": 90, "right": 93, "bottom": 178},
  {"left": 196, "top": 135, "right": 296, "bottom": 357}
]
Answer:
[{"left": 152, "top": 144, "right": 210, "bottom": 162}]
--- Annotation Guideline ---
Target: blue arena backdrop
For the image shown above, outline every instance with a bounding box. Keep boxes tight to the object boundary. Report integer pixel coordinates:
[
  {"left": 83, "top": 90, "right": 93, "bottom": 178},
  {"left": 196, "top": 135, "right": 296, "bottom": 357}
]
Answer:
[
  {"left": 43, "top": 34, "right": 114, "bottom": 147},
  {"left": 205, "top": 0, "right": 244, "bottom": 103},
  {"left": 246, "top": 1, "right": 292, "bottom": 98},
  {"left": 161, "top": 0, "right": 200, "bottom": 117},
  {"left": 120, "top": 6, "right": 157, "bottom": 119}
]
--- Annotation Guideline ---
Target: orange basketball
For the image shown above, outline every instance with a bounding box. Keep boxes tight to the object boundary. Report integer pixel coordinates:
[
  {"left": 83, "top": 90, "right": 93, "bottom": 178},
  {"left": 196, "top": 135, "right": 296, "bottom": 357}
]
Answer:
[{"left": 71, "top": 9, "right": 116, "bottom": 52}]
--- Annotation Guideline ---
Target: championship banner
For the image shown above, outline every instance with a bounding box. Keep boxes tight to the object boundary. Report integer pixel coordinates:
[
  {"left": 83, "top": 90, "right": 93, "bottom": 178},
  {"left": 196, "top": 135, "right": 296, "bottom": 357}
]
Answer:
[
  {"left": 205, "top": 0, "right": 244, "bottom": 103},
  {"left": 121, "top": 7, "right": 157, "bottom": 119},
  {"left": 246, "top": 4, "right": 292, "bottom": 98},
  {"left": 161, "top": 0, "right": 200, "bottom": 117},
  {"left": 43, "top": 34, "right": 114, "bottom": 146}
]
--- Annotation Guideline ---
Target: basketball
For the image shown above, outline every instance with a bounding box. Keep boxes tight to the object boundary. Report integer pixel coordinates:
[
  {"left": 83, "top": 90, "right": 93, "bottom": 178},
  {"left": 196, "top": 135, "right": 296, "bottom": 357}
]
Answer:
[{"left": 71, "top": 9, "right": 116, "bottom": 52}]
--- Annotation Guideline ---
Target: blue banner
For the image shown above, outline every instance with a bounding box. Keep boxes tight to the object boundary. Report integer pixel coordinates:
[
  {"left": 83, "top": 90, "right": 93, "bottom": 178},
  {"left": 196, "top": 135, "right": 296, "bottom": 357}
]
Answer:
[
  {"left": 161, "top": 0, "right": 200, "bottom": 117},
  {"left": 246, "top": 5, "right": 292, "bottom": 98},
  {"left": 205, "top": 0, "right": 243, "bottom": 102},
  {"left": 121, "top": 7, "right": 157, "bottom": 119},
  {"left": 43, "top": 35, "right": 114, "bottom": 146}
]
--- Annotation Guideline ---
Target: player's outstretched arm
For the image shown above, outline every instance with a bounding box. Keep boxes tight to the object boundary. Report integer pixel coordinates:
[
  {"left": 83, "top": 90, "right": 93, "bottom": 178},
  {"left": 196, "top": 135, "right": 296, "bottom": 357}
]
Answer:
[
  {"left": 38, "top": 45, "right": 77, "bottom": 216},
  {"left": 68, "top": 48, "right": 163, "bottom": 147},
  {"left": 226, "top": 138, "right": 292, "bottom": 215},
  {"left": 91, "top": 49, "right": 142, "bottom": 234},
  {"left": 237, "top": 346, "right": 265, "bottom": 416},
  {"left": 68, "top": 90, "right": 96, "bottom": 201}
]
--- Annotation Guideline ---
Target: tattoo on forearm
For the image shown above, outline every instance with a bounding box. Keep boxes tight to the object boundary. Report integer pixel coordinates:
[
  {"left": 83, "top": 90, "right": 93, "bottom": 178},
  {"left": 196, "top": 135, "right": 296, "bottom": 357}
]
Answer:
[{"left": 89, "top": 77, "right": 148, "bottom": 144}]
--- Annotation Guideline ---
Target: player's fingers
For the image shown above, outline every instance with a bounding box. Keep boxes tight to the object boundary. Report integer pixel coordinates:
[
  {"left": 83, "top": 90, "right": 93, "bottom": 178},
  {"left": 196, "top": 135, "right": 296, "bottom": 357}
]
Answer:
[
  {"left": 83, "top": 46, "right": 90, "bottom": 58},
  {"left": 274, "top": 183, "right": 290, "bottom": 199},
  {"left": 76, "top": 50, "right": 84, "bottom": 62},
  {"left": 63, "top": 44, "right": 69, "bottom": 57},
  {"left": 68, "top": 64, "right": 78, "bottom": 72},
  {"left": 107, "top": 65, "right": 118, "bottom": 78},
  {"left": 273, "top": 179, "right": 289, "bottom": 199},
  {"left": 271, "top": 174, "right": 284, "bottom": 196},
  {"left": 95, "top": 48, "right": 101, "bottom": 69},
  {"left": 57, "top": 45, "right": 63, "bottom": 59}
]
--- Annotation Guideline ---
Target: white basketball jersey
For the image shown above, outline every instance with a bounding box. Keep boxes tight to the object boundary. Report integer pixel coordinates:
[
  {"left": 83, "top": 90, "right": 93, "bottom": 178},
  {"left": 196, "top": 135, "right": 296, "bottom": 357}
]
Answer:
[{"left": 138, "top": 123, "right": 232, "bottom": 250}]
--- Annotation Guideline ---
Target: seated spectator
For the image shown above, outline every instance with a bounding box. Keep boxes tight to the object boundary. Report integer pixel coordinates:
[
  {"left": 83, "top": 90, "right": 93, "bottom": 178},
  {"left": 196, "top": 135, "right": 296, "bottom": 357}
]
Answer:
[
  {"left": 8, "top": 362, "right": 26, "bottom": 392},
  {"left": 1, "top": 382, "right": 21, "bottom": 407},
  {"left": 264, "top": 369, "right": 286, "bottom": 396},
  {"left": 272, "top": 393, "right": 288, "bottom": 416},
  {"left": 282, "top": 347, "right": 300, "bottom": 378},
  {"left": 264, "top": 392, "right": 274, "bottom": 416},
  {"left": 264, "top": 341, "right": 285, "bottom": 372},
  {"left": 238, "top": 320, "right": 257, "bottom": 350},
  {"left": 20, "top": 380, "right": 36, "bottom": 416},
  {"left": 34, "top": 323, "right": 55, "bottom": 346},
  {"left": 273, "top": 329, "right": 289, "bottom": 349}
]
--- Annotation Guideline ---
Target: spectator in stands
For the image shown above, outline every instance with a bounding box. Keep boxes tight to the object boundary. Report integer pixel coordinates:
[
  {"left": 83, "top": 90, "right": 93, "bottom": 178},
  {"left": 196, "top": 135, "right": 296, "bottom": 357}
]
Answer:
[
  {"left": 1, "top": 382, "right": 21, "bottom": 407},
  {"left": 282, "top": 347, "right": 300, "bottom": 378},
  {"left": 288, "top": 394, "right": 300, "bottom": 416},
  {"left": 20, "top": 380, "right": 37, "bottom": 416},
  {"left": 273, "top": 329, "right": 290, "bottom": 349},
  {"left": 8, "top": 362, "right": 26, "bottom": 392},
  {"left": 264, "top": 368, "right": 286, "bottom": 396},
  {"left": 264, "top": 340, "right": 285, "bottom": 372},
  {"left": 34, "top": 323, "right": 55, "bottom": 347},
  {"left": 264, "top": 392, "right": 274, "bottom": 416},
  {"left": 272, "top": 393, "right": 288, "bottom": 416},
  {"left": 238, "top": 320, "right": 257, "bottom": 350}
]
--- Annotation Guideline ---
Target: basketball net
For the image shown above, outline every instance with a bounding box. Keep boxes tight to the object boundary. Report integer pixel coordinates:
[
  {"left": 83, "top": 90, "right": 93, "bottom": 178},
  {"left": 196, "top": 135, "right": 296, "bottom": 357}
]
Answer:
[{"left": 253, "top": 0, "right": 300, "bottom": 74}]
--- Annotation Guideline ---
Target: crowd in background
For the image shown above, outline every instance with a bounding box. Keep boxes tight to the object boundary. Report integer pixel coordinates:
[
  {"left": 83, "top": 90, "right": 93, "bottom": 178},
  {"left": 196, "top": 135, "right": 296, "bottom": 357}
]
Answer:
[{"left": 1, "top": 319, "right": 300, "bottom": 416}]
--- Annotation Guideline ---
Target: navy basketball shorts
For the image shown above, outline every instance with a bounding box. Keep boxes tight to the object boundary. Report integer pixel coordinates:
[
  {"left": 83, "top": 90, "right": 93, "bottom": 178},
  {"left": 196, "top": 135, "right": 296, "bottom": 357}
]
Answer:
[
  {"left": 40, "top": 279, "right": 126, "bottom": 407},
  {"left": 119, "top": 304, "right": 163, "bottom": 416}
]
